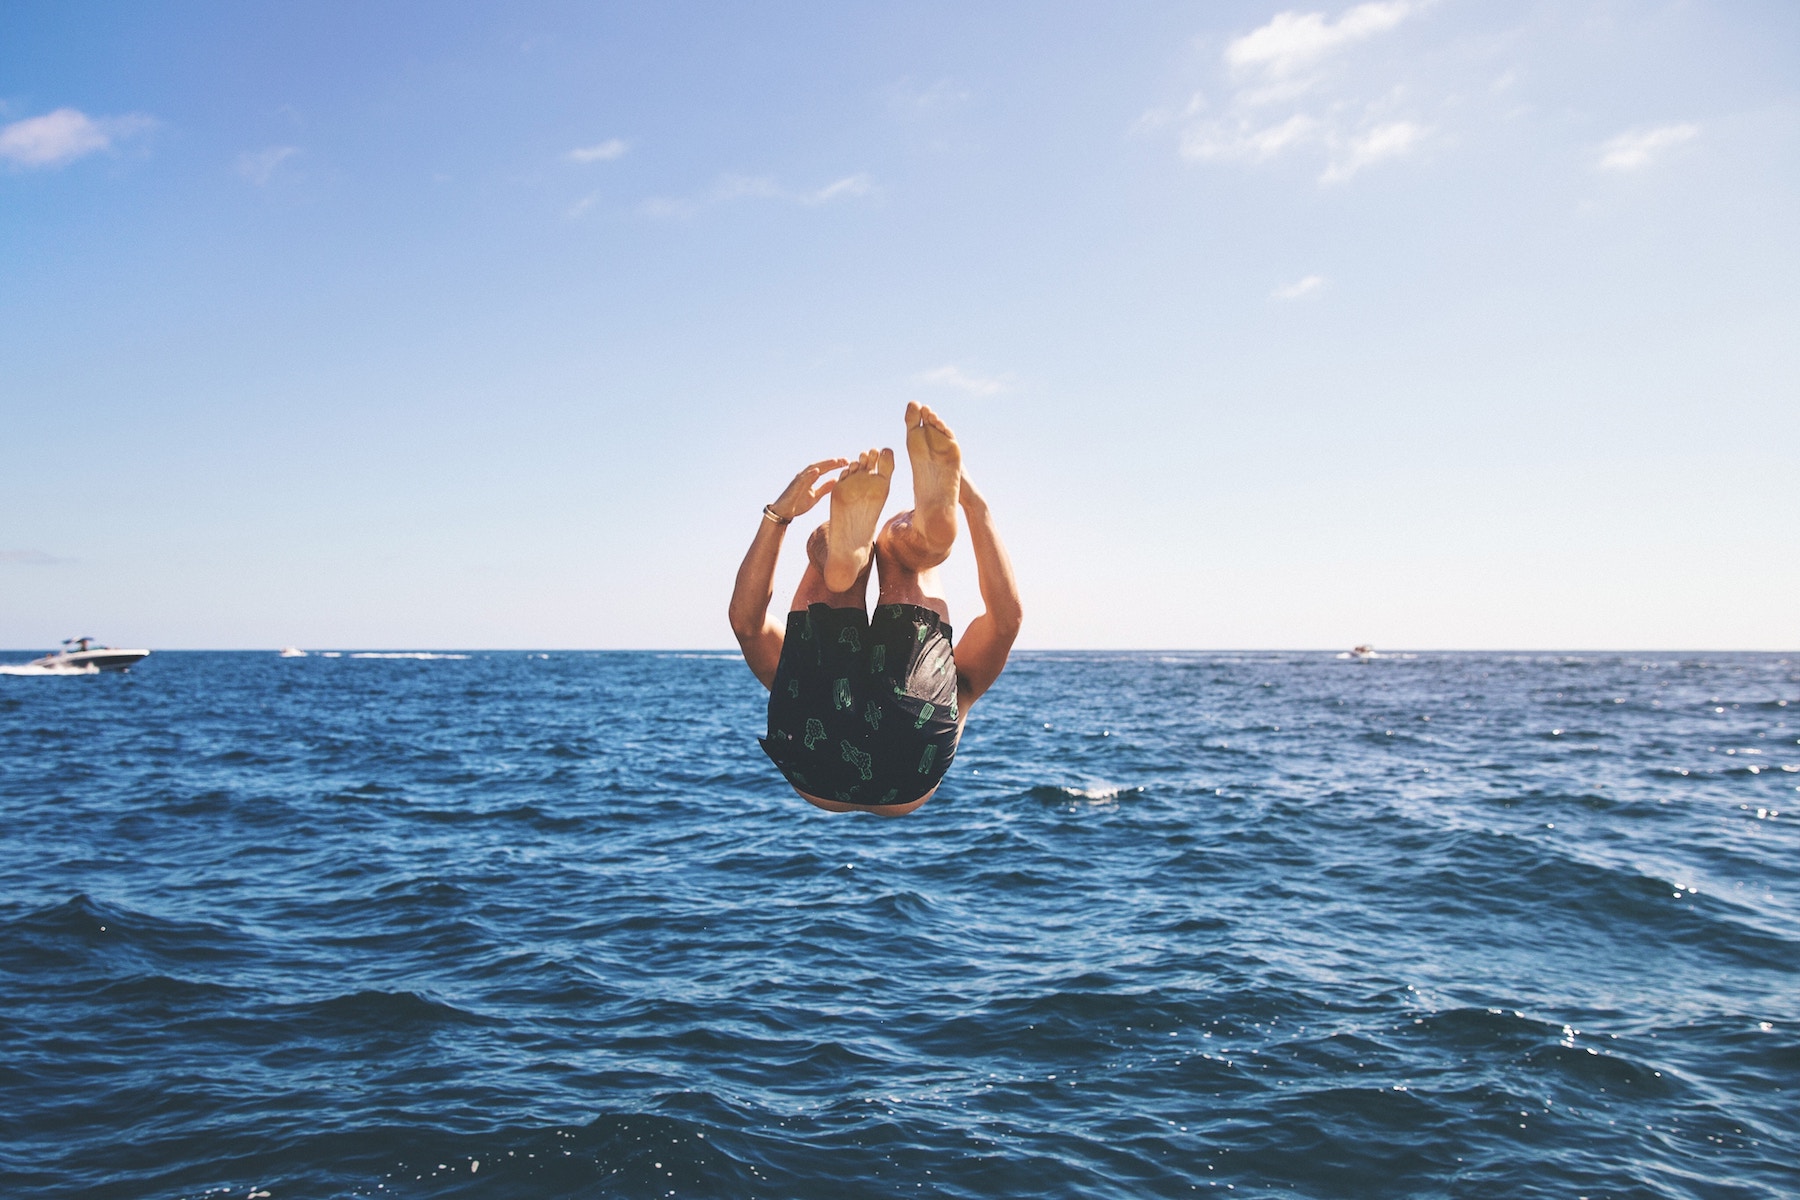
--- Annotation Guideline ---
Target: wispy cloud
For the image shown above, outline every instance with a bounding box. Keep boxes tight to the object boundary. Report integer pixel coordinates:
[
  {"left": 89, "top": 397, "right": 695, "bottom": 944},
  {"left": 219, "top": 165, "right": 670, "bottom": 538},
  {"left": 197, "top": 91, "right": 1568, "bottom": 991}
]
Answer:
[
  {"left": 237, "top": 144, "right": 298, "bottom": 185},
  {"left": 1596, "top": 123, "right": 1698, "bottom": 172},
  {"left": 1320, "top": 120, "right": 1424, "bottom": 182},
  {"left": 639, "top": 172, "right": 878, "bottom": 219},
  {"left": 0, "top": 549, "right": 74, "bottom": 566},
  {"left": 1272, "top": 274, "right": 1326, "bottom": 300},
  {"left": 803, "top": 173, "right": 876, "bottom": 204},
  {"left": 915, "top": 365, "right": 1008, "bottom": 397},
  {"left": 1227, "top": 2, "right": 1414, "bottom": 80},
  {"left": 0, "top": 107, "right": 155, "bottom": 169},
  {"left": 1181, "top": 113, "right": 1319, "bottom": 163},
  {"left": 1150, "top": 3, "right": 1431, "bottom": 184},
  {"left": 566, "top": 138, "right": 628, "bottom": 163}
]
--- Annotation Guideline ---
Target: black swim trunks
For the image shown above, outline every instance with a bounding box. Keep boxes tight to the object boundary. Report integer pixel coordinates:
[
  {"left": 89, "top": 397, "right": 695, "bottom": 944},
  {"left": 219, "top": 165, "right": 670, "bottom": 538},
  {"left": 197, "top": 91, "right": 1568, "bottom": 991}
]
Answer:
[{"left": 759, "top": 602, "right": 961, "bottom": 807}]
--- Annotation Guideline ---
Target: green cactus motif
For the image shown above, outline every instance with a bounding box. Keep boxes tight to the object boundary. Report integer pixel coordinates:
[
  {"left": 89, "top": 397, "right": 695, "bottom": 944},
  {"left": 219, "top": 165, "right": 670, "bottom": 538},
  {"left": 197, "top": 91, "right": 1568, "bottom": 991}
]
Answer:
[
  {"left": 869, "top": 643, "right": 886, "bottom": 673},
  {"left": 863, "top": 701, "right": 883, "bottom": 730},
  {"left": 801, "top": 610, "right": 814, "bottom": 639},
  {"left": 839, "top": 740, "right": 873, "bottom": 781},
  {"left": 787, "top": 678, "right": 800, "bottom": 699},
  {"left": 917, "top": 743, "right": 937, "bottom": 774},
  {"left": 804, "top": 718, "right": 826, "bottom": 749},
  {"left": 879, "top": 788, "right": 899, "bottom": 804},
  {"left": 913, "top": 702, "right": 936, "bottom": 729},
  {"left": 838, "top": 626, "right": 861, "bottom": 652},
  {"left": 915, "top": 621, "right": 929, "bottom": 642},
  {"left": 832, "top": 678, "right": 854, "bottom": 709},
  {"left": 835, "top": 787, "right": 860, "bottom": 803}
]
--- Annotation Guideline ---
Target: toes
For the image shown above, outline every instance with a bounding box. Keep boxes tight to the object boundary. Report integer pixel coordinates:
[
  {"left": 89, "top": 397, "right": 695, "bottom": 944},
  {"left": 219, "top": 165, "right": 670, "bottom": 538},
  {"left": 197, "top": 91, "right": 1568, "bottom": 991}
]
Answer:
[
  {"left": 877, "top": 447, "right": 895, "bottom": 475},
  {"left": 905, "top": 401, "right": 921, "bottom": 427}
]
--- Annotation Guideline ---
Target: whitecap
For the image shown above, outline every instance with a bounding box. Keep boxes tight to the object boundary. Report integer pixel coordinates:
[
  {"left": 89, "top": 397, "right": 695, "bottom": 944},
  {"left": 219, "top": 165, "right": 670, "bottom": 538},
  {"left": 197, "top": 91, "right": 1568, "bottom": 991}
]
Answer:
[{"left": 347, "top": 652, "right": 471, "bottom": 660}]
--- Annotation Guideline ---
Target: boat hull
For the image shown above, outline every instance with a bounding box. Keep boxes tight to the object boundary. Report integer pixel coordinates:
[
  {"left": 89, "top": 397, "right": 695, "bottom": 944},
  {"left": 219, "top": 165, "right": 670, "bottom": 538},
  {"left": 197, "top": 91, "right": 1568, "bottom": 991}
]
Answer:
[{"left": 28, "top": 649, "right": 150, "bottom": 672}]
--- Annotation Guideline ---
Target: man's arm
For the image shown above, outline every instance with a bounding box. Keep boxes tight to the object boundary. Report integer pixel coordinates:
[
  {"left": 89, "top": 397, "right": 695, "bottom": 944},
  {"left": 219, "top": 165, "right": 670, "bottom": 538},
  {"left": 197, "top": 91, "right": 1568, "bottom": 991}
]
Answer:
[
  {"left": 728, "top": 458, "right": 846, "bottom": 689},
  {"left": 952, "top": 476, "right": 1022, "bottom": 712}
]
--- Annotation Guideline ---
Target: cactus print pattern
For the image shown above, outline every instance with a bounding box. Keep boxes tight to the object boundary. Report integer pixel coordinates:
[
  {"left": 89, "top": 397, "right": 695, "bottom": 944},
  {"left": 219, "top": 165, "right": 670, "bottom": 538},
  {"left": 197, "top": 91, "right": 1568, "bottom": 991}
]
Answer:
[
  {"left": 840, "top": 740, "right": 873, "bottom": 781},
  {"left": 761, "top": 602, "right": 959, "bottom": 808}
]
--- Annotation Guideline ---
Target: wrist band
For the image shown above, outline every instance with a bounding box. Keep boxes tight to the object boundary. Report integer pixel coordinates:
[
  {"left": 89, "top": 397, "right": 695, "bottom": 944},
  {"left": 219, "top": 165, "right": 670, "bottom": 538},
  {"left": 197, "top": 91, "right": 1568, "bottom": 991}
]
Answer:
[{"left": 762, "top": 504, "right": 792, "bottom": 526}]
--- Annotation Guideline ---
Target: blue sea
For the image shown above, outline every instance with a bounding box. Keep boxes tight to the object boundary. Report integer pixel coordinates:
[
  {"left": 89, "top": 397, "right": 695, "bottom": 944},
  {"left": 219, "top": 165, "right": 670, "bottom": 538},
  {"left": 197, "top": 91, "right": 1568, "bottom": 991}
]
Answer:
[{"left": 1, "top": 650, "right": 1795, "bottom": 1199}]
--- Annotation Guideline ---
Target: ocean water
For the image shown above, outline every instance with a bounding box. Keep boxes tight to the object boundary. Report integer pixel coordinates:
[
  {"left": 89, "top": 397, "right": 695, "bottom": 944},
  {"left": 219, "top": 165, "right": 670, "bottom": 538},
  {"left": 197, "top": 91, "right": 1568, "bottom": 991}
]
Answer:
[{"left": 1, "top": 650, "right": 1795, "bottom": 1200}]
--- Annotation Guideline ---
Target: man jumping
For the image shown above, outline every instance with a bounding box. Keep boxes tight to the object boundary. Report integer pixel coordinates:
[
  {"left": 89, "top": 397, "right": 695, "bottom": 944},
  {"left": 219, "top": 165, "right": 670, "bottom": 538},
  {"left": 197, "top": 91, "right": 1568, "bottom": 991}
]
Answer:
[{"left": 729, "top": 404, "right": 1022, "bottom": 816}]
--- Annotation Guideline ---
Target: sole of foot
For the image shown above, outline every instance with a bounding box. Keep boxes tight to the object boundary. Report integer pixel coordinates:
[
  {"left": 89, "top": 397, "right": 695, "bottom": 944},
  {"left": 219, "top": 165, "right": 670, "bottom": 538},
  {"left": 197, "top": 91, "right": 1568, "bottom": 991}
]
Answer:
[
  {"left": 824, "top": 447, "right": 894, "bottom": 592},
  {"left": 905, "top": 402, "right": 961, "bottom": 553}
]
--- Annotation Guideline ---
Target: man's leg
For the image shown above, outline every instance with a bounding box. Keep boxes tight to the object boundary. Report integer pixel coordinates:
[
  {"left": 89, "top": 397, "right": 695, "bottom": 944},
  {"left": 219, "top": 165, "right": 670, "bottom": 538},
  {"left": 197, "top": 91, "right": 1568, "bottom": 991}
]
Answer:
[
  {"left": 822, "top": 447, "right": 894, "bottom": 593},
  {"left": 789, "top": 447, "right": 892, "bottom": 610},
  {"left": 875, "top": 403, "right": 963, "bottom": 592},
  {"left": 790, "top": 522, "right": 871, "bottom": 612}
]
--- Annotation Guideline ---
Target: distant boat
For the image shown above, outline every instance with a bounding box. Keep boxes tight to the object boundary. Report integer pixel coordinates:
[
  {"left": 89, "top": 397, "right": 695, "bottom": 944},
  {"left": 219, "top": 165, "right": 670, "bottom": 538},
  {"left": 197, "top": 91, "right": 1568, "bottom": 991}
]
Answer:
[
  {"left": 28, "top": 637, "right": 150, "bottom": 673},
  {"left": 1337, "top": 644, "right": 1380, "bottom": 661},
  {"left": 278, "top": 647, "right": 308, "bottom": 658}
]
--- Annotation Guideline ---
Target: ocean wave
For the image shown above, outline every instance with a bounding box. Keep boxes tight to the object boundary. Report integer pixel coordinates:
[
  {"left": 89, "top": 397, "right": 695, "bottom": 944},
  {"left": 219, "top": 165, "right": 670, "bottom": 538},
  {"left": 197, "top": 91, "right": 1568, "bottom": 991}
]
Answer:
[
  {"left": 346, "top": 652, "right": 472, "bottom": 660},
  {"left": 4, "top": 651, "right": 1797, "bottom": 1200}
]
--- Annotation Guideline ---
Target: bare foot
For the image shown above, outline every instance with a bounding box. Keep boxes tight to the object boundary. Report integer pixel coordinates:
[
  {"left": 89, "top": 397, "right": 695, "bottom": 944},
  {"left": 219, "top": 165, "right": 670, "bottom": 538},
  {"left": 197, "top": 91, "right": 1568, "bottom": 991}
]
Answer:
[
  {"left": 905, "top": 402, "right": 961, "bottom": 554},
  {"left": 824, "top": 447, "right": 894, "bottom": 592}
]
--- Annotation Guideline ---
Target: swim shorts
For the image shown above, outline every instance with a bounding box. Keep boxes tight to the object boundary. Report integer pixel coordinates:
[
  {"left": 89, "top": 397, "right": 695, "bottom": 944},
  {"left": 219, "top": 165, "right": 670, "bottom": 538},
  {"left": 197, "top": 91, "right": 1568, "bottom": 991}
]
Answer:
[{"left": 759, "top": 602, "right": 961, "bottom": 807}]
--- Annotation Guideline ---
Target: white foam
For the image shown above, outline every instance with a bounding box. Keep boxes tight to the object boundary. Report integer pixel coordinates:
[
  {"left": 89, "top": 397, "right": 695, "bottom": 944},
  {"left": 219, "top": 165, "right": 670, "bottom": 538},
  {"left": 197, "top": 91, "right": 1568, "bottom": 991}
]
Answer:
[
  {"left": 0, "top": 663, "right": 99, "bottom": 676},
  {"left": 347, "top": 652, "right": 470, "bottom": 660}
]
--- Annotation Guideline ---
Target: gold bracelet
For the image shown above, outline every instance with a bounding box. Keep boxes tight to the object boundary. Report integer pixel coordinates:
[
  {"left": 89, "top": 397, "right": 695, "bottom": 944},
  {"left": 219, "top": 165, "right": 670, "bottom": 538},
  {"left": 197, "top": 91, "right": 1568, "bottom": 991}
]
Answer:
[{"left": 762, "top": 504, "right": 792, "bottom": 526}]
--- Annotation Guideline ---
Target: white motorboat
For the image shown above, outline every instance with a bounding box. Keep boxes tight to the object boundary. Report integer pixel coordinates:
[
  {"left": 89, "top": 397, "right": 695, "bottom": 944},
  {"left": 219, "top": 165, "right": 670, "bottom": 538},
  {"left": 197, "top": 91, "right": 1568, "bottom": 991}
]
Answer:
[
  {"left": 278, "top": 647, "right": 308, "bottom": 658},
  {"left": 1337, "top": 644, "right": 1380, "bottom": 661},
  {"left": 28, "top": 637, "right": 150, "bottom": 673}
]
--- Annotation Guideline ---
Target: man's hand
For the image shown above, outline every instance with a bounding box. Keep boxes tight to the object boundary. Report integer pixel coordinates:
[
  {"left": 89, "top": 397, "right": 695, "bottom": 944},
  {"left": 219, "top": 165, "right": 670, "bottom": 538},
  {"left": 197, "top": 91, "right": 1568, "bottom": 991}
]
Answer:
[{"left": 769, "top": 458, "right": 851, "bottom": 522}]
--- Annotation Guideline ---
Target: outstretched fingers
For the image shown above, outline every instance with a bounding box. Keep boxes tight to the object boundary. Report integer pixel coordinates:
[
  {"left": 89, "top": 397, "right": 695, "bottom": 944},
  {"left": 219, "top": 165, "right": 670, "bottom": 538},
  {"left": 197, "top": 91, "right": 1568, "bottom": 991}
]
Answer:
[{"left": 773, "top": 457, "right": 852, "bottom": 520}]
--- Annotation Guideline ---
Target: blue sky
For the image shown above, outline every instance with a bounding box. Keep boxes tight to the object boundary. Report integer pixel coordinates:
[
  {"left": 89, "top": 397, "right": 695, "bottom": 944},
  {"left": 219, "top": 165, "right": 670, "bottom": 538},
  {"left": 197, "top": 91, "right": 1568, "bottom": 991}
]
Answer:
[{"left": 3, "top": 1, "right": 1796, "bottom": 650}]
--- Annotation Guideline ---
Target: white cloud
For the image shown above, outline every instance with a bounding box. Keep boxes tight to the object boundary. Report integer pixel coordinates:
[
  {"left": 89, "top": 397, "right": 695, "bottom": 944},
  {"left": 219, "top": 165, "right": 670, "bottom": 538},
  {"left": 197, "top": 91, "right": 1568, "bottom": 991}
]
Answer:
[
  {"left": 1272, "top": 274, "right": 1326, "bottom": 300},
  {"left": 639, "top": 172, "right": 877, "bottom": 218},
  {"left": 1182, "top": 113, "right": 1320, "bottom": 162},
  {"left": 1596, "top": 123, "right": 1698, "bottom": 172},
  {"left": 915, "top": 365, "right": 1008, "bottom": 396},
  {"left": 1155, "top": 3, "right": 1431, "bottom": 185},
  {"left": 566, "top": 138, "right": 628, "bottom": 163},
  {"left": 237, "top": 145, "right": 298, "bottom": 185},
  {"left": 0, "top": 107, "right": 154, "bottom": 168},
  {"left": 803, "top": 173, "right": 877, "bottom": 204},
  {"left": 1321, "top": 120, "right": 1425, "bottom": 182},
  {"left": 1227, "top": 2, "right": 1415, "bottom": 81}
]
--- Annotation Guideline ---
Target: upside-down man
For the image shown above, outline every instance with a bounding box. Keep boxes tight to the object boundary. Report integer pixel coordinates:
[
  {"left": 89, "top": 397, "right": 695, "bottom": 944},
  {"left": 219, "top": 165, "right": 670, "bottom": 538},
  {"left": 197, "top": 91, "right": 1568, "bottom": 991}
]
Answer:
[{"left": 729, "top": 404, "right": 1021, "bottom": 816}]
